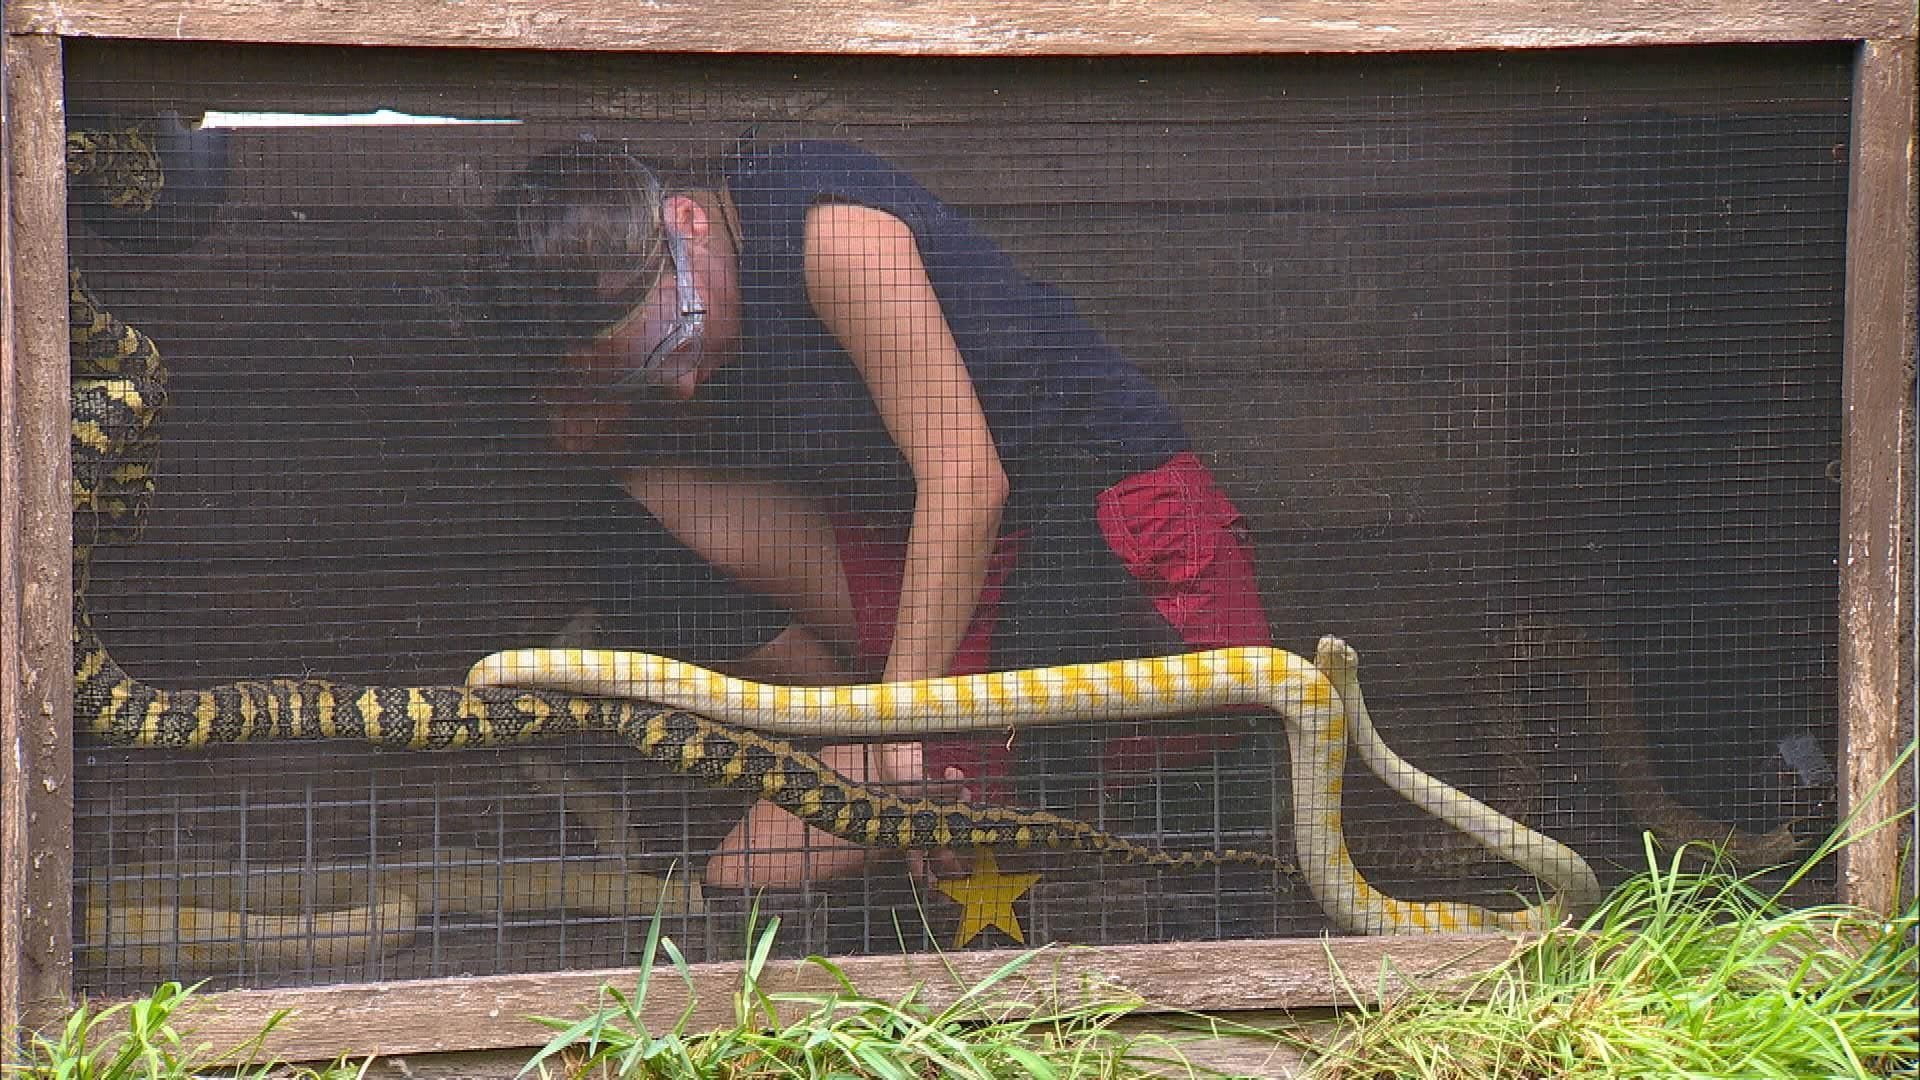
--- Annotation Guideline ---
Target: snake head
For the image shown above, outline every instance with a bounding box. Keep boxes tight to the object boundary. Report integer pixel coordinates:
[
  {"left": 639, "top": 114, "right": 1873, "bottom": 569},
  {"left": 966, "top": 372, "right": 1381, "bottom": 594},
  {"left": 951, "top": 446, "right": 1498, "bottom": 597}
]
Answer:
[{"left": 1312, "top": 635, "right": 1359, "bottom": 683}]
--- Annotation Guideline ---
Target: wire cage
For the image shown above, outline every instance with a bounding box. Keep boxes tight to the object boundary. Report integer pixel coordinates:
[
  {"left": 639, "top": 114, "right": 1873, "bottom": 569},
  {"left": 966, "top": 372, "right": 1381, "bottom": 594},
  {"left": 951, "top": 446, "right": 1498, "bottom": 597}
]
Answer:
[
  {"left": 0, "top": 9, "right": 1906, "bottom": 1063},
  {"left": 51, "top": 39, "right": 1866, "bottom": 999}
]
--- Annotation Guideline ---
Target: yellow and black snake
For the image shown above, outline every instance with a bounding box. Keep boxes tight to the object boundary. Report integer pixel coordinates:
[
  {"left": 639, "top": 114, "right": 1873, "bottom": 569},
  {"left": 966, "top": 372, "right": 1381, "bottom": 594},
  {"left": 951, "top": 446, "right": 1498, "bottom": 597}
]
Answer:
[{"left": 68, "top": 127, "right": 1605, "bottom": 962}]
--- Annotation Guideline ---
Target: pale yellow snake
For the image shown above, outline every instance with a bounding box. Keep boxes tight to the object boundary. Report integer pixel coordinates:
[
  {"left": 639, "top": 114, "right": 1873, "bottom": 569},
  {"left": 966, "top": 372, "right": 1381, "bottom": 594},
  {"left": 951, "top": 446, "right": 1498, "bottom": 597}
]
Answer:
[{"left": 468, "top": 636, "right": 1605, "bottom": 934}]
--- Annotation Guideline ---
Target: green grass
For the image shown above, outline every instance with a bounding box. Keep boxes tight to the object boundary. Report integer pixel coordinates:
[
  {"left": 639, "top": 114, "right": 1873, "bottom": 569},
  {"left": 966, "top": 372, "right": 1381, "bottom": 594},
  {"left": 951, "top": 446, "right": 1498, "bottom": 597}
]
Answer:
[
  {"left": 1296, "top": 830, "right": 1917, "bottom": 1080},
  {"left": 518, "top": 898, "right": 1206, "bottom": 1079},
  {"left": 2, "top": 980, "right": 369, "bottom": 1080},
  {"left": 12, "top": 782, "right": 1913, "bottom": 1080},
  {"left": 520, "top": 784, "right": 1918, "bottom": 1080}
]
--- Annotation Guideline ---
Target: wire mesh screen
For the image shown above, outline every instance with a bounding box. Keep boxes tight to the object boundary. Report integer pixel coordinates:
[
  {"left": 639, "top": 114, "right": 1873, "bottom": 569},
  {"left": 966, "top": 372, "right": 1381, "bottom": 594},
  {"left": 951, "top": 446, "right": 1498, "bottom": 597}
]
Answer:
[{"left": 65, "top": 42, "right": 1851, "bottom": 995}]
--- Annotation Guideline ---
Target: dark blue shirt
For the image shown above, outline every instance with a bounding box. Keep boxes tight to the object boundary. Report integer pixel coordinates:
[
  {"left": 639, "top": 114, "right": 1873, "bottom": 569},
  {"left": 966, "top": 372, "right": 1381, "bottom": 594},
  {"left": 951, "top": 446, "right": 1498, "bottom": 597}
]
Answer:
[{"left": 680, "top": 141, "right": 1189, "bottom": 529}]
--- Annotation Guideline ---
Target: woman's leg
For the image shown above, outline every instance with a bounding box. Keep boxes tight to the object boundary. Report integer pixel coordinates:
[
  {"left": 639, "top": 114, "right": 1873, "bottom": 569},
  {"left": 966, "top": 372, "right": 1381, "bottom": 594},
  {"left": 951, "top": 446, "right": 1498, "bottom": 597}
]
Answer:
[{"left": 1092, "top": 452, "right": 1274, "bottom": 776}]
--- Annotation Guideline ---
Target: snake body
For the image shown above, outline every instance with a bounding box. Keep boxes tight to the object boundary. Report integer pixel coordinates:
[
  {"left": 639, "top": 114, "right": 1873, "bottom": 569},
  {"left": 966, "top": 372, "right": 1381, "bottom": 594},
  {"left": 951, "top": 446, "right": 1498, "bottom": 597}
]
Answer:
[
  {"left": 1512, "top": 619, "right": 1804, "bottom": 866},
  {"left": 467, "top": 644, "right": 1604, "bottom": 933},
  {"left": 84, "top": 852, "right": 699, "bottom": 971}
]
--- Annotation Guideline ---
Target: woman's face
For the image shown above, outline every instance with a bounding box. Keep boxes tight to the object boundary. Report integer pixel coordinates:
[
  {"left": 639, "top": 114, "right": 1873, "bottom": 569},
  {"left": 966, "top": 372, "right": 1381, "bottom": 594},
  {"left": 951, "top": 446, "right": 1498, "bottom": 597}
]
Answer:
[
  {"left": 548, "top": 194, "right": 743, "bottom": 449},
  {"left": 585, "top": 259, "right": 711, "bottom": 397},
  {"left": 585, "top": 193, "right": 741, "bottom": 403}
]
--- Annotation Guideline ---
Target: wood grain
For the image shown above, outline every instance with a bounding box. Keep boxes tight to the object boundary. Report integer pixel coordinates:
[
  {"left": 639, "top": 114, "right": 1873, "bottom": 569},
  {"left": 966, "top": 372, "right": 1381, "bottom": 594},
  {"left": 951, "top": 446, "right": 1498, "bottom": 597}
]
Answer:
[
  {"left": 0, "top": 31, "right": 76, "bottom": 1042},
  {"left": 6, "top": 0, "right": 1915, "bottom": 54},
  {"left": 0, "top": 31, "right": 21, "bottom": 1055},
  {"left": 1837, "top": 38, "right": 1917, "bottom": 918},
  {"left": 167, "top": 935, "right": 1517, "bottom": 1062},
  {"left": 315, "top": 1010, "right": 1332, "bottom": 1078}
]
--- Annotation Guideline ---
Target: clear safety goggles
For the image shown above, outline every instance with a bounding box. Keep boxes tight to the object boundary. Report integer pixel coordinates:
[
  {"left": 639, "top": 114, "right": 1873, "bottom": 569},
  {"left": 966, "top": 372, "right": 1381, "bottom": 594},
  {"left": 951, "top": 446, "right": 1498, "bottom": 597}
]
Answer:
[{"left": 577, "top": 158, "right": 707, "bottom": 393}]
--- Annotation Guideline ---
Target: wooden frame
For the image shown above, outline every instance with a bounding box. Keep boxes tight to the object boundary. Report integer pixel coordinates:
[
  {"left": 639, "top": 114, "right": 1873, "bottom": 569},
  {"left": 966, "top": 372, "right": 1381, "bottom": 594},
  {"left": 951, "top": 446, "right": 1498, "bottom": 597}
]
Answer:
[
  {"left": 4, "top": 1, "right": 1915, "bottom": 55},
  {"left": 3, "top": 28, "right": 76, "bottom": 1047},
  {"left": 5, "top": 0, "right": 1914, "bottom": 1061}
]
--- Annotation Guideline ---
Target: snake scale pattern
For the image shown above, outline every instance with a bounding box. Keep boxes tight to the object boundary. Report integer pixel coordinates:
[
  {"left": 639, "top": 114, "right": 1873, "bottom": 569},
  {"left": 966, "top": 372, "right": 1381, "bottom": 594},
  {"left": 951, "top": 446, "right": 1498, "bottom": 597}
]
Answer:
[{"left": 67, "top": 126, "right": 1602, "bottom": 964}]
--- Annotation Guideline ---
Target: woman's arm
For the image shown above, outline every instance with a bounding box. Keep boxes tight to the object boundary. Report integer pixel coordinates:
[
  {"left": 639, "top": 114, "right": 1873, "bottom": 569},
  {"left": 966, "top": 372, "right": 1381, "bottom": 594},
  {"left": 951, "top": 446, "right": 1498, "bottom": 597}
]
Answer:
[
  {"left": 802, "top": 201, "right": 1010, "bottom": 686},
  {"left": 622, "top": 463, "right": 860, "bottom": 665}
]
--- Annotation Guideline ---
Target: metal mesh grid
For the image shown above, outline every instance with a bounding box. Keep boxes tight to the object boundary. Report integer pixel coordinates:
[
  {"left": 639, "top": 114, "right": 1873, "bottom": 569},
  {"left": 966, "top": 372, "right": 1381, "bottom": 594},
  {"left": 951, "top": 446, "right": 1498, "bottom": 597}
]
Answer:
[{"left": 66, "top": 42, "right": 1850, "bottom": 994}]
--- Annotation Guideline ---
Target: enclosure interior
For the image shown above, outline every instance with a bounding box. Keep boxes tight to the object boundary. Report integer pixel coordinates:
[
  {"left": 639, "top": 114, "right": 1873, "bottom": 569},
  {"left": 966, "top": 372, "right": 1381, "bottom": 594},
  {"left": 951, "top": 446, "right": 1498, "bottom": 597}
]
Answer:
[{"left": 65, "top": 42, "right": 1850, "bottom": 995}]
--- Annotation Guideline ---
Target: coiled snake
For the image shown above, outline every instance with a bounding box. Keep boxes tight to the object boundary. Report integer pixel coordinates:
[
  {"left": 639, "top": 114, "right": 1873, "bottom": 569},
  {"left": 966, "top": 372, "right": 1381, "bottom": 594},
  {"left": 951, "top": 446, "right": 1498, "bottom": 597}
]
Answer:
[{"left": 67, "top": 126, "right": 1603, "bottom": 969}]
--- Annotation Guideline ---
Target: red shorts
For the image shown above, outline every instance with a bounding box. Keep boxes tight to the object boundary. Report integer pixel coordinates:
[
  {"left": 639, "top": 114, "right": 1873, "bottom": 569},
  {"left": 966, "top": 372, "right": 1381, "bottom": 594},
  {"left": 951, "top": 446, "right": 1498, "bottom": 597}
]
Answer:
[{"left": 835, "top": 452, "right": 1270, "bottom": 798}]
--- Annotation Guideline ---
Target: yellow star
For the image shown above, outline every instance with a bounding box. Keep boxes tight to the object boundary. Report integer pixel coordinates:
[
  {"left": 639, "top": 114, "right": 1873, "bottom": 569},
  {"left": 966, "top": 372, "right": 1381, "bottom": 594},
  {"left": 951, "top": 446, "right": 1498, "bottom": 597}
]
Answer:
[{"left": 935, "top": 850, "right": 1042, "bottom": 948}]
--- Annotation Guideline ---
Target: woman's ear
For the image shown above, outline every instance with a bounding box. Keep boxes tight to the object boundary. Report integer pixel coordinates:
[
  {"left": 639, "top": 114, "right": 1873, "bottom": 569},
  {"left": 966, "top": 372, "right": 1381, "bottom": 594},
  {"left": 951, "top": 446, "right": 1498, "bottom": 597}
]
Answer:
[{"left": 663, "top": 193, "right": 711, "bottom": 244}]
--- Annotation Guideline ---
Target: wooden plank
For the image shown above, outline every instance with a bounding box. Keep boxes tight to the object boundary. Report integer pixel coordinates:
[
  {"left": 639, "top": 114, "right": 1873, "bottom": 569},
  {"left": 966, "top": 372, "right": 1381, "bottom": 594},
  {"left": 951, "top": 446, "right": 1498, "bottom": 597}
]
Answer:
[
  {"left": 0, "top": 31, "right": 75, "bottom": 1041},
  {"left": 168, "top": 934, "right": 1517, "bottom": 1062},
  {"left": 0, "top": 29, "right": 22, "bottom": 1058},
  {"left": 128, "top": 122, "right": 1525, "bottom": 216},
  {"left": 1836, "top": 38, "right": 1917, "bottom": 918},
  {"left": 1106, "top": 1009, "right": 1328, "bottom": 1079},
  {"left": 296, "top": 1010, "right": 1335, "bottom": 1078},
  {"left": 6, "top": 0, "right": 1915, "bottom": 55}
]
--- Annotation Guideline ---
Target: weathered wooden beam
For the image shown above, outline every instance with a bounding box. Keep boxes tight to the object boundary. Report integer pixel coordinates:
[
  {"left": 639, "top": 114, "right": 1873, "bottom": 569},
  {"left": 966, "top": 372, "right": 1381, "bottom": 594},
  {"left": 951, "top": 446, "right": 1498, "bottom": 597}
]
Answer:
[
  {"left": 8, "top": 3, "right": 1913, "bottom": 1060},
  {"left": 169, "top": 934, "right": 1516, "bottom": 1062},
  {"left": 1836, "top": 37, "right": 1917, "bottom": 917},
  {"left": 6, "top": 0, "right": 1915, "bottom": 55},
  {"left": 0, "top": 29, "right": 75, "bottom": 1045}
]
